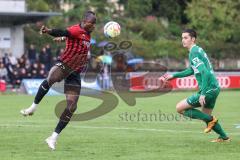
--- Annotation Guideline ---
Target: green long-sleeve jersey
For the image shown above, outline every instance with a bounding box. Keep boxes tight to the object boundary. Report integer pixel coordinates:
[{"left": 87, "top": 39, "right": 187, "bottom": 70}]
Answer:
[{"left": 173, "top": 45, "right": 219, "bottom": 95}]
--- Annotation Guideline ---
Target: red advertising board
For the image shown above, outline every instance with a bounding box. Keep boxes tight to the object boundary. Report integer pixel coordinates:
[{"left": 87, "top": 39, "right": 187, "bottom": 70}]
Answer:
[
  {"left": 0, "top": 80, "right": 6, "bottom": 92},
  {"left": 129, "top": 72, "right": 240, "bottom": 91}
]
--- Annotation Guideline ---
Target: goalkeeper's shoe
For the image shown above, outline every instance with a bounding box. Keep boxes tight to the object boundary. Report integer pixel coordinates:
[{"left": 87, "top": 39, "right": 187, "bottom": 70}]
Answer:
[
  {"left": 204, "top": 116, "right": 218, "bottom": 133},
  {"left": 211, "top": 137, "right": 231, "bottom": 143}
]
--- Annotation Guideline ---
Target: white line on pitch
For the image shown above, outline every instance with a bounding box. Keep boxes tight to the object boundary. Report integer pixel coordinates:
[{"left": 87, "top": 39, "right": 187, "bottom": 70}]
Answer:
[{"left": 0, "top": 123, "right": 239, "bottom": 135}]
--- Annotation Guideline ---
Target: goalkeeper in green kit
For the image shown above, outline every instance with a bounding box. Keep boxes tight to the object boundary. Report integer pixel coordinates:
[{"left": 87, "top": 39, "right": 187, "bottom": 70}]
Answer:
[{"left": 164, "top": 29, "right": 230, "bottom": 142}]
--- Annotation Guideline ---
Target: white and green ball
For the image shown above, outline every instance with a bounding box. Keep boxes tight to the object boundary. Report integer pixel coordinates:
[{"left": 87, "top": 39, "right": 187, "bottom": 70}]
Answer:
[{"left": 104, "top": 21, "right": 121, "bottom": 38}]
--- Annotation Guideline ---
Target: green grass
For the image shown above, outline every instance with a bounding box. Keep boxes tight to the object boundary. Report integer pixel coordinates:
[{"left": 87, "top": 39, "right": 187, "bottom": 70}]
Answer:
[{"left": 0, "top": 90, "right": 239, "bottom": 160}]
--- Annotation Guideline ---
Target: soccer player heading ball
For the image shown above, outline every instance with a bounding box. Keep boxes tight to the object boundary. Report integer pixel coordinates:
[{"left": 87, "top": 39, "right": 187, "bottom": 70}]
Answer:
[
  {"left": 20, "top": 11, "right": 97, "bottom": 150},
  {"left": 164, "top": 29, "right": 230, "bottom": 143}
]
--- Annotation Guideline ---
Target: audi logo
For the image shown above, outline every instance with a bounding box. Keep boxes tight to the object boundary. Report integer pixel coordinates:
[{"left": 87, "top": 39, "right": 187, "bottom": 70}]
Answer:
[
  {"left": 143, "top": 76, "right": 166, "bottom": 90},
  {"left": 175, "top": 76, "right": 231, "bottom": 89},
  {"left": 217, "top": 76, "right": 231, "bottom": 88},
  {"left": 176, "top": 77, "right": 198, "bottom": 89}
]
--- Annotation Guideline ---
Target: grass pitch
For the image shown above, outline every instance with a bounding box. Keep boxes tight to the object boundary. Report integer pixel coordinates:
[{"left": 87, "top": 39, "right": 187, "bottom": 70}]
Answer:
[{"left": 0, "top": 90, "right": 239, "bottom": 160}]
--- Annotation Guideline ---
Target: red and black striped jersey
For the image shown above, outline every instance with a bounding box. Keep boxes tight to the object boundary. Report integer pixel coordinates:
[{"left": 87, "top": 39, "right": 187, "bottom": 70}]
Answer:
[{"left": 60, "top": 24, "right": 91, "bottom": 73}]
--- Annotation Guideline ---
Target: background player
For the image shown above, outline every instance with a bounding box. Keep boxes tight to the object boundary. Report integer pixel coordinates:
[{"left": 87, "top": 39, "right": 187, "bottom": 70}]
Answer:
[
  {"left": 20, "top": 11, "right": 96, "bottom": 150},
  {"left": 164, "top": 29, "right": 230, "bottom": 142}
]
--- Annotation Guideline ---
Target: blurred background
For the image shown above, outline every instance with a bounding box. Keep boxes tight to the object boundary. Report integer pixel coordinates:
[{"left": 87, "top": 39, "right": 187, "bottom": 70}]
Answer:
[{"left": 0, "top": 0, "right": 240, "bottom": 93}]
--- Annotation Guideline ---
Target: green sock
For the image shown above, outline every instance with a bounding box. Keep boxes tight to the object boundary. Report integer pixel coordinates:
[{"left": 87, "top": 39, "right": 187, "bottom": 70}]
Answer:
[
  {"left": 183, "top": 108, "right": 212, "bottom": 122},
  {"left": 212, "top": 122, "right": 228, "bottom": 139}
]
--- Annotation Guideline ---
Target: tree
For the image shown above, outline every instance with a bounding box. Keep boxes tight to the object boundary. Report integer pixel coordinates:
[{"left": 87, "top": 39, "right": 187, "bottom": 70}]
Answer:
[
  {"left": 186, "top": 0, "right": 240, "bottom": 43},
  {"left": 185, "top": 0, "right": 240, "bottom": 58},
  {"left": 151, "top": 0, "right": 182, "bottom": 22},
  {"left": 125, "top": 0, "right": 152, "bottom": 18}
]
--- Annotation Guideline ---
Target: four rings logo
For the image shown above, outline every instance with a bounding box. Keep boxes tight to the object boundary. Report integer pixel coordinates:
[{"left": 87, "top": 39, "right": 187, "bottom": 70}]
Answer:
[
  {"left": 176, "top": 77, "right": 198, "bottom": 89},
  {"left": 217, "top": 76, "right": 231, "bottom": 88},
  {"left": 143, "top": 76, "right": 166, "bottom": 90},
  {"left": 175, "top": 76, "right": 231, "bottom": 89}
]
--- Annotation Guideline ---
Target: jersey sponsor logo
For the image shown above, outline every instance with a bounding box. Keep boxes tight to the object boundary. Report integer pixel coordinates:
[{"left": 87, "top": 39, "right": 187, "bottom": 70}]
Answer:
[
  {"left": 176, "top": 77, "right": 198, "bottom": 89},
  {"left": 192, "top": 57, "right": 203, "bottom": 68},
  {"left": 216, "top": 76, "right": 231, "bottom": 88},
  {"left": 191, "top": 65, "right": 199, "bottom": 74},
  {"left": 192, "top": 57, "right": 200, "bottom": 64}
]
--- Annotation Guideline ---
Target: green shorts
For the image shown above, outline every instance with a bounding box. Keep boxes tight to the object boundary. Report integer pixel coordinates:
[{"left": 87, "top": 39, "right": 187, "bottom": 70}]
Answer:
[{"left": 187, "top": 88, "right": 220, "bottom": 109}]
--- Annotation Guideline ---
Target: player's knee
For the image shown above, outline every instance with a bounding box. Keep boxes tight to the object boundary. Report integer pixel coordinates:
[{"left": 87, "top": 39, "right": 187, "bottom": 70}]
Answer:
[
  {"left": 66, "top": 99, "right": 77, "bottom": 113},
  {"left": 47, "top": 77, "right": 61, "bottom": 86},
  {"left": 69, "top": 104, "right": 77, "bottom": 113},
  {"left": 176, "top": 103, "right": 184, "bottom": 114},
  {"left": 46, "top": 77, "right": 54, "bottom": 86}
]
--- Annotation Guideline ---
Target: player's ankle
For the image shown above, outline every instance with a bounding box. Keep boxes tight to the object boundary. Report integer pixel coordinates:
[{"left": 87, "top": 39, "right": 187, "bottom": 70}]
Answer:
[
  {"left": 51, "top": 132, "right": 59, "bottom": 140},
  {"left": 29, "top": 102, "right": 38, "bottom": 111}
]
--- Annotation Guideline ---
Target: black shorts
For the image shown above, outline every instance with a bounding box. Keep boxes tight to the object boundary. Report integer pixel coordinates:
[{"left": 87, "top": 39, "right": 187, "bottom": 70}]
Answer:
[
  {"left": 65, "top": 71, "right": 81, "bottom": 87},
  {"left": 55, "top": 61, "right": 81, "bottom": 94},
  {"left": 64, "top": 71, "right": 81, "bottom": 95}
]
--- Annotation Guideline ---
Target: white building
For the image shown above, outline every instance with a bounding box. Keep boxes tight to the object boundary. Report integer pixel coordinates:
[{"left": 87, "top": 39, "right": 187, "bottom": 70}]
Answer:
[{"left": 0, "top": 0, "right": 61, "bottom": 58}]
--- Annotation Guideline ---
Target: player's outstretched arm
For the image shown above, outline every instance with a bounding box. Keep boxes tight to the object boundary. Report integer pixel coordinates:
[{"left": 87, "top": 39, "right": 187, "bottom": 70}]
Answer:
[
  {"left": 172, "top": 67, "right": 194, "bottom": 78},
  {"left": 162, "top": 66, "right": 194, "bottom": 82},
  {"left": 40, "top": 25, "right": 70, "bottom": 37}
]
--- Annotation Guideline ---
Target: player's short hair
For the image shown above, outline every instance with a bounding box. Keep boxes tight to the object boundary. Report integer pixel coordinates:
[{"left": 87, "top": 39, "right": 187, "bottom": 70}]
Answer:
[
  {"left": 182, "top": 29, "right": 197, "bottom": 39},
  {"left": 83, "top": 10, "right": 96, "bottom": 20}
]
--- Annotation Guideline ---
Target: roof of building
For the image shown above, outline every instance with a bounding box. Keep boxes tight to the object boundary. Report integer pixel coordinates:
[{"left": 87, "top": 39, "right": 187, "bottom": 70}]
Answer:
[{"left": 0, "top": 12, "right": 62, "bottom": 25}]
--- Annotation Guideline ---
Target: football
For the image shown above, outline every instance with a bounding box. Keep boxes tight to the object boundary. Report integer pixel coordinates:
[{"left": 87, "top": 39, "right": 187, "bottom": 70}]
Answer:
[{"left": 104, "top": 21, "right": 121, "bottom": 38}]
